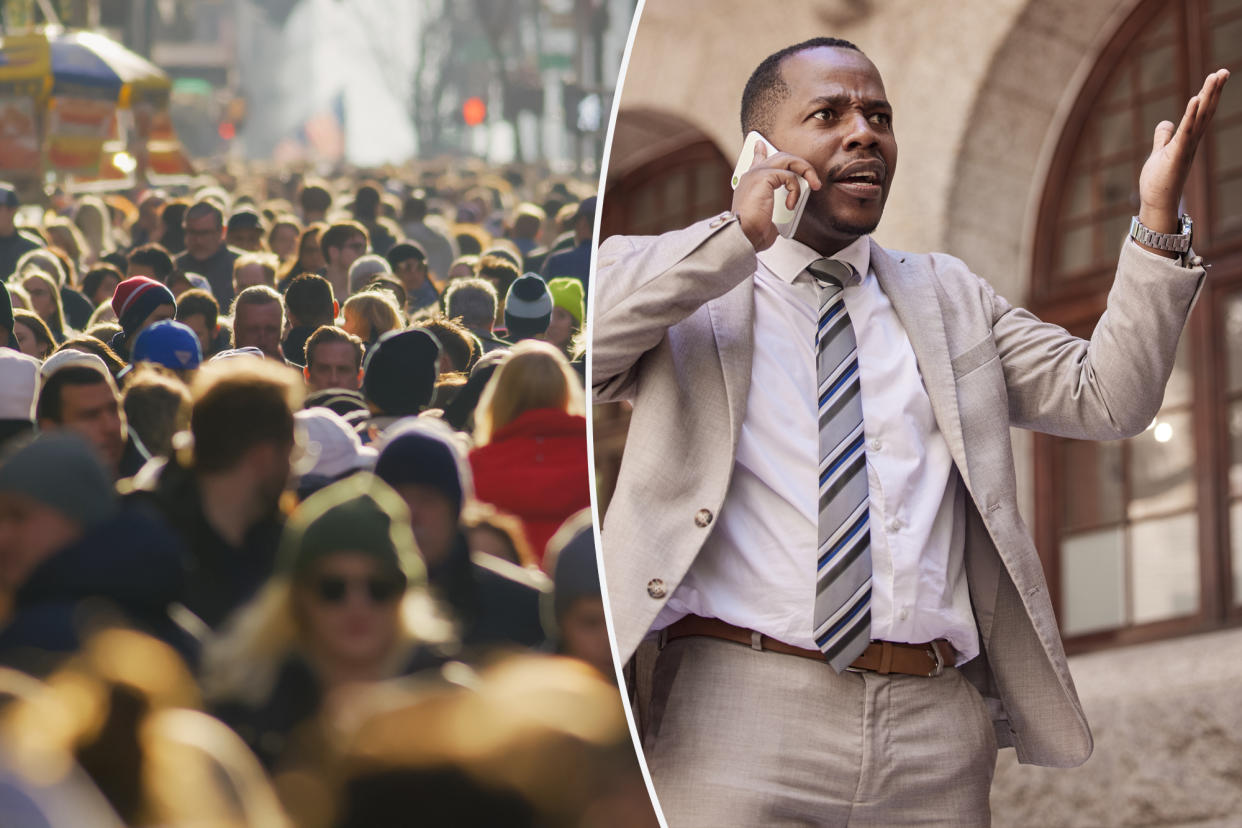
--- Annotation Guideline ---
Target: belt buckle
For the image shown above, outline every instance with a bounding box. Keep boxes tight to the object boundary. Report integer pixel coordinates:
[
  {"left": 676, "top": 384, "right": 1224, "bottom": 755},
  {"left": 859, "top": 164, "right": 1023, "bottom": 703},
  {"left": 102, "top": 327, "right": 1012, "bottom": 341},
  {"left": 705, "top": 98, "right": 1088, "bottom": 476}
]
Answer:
[{"left": 926, "top": 642, "right": 945, "bottom": 678}]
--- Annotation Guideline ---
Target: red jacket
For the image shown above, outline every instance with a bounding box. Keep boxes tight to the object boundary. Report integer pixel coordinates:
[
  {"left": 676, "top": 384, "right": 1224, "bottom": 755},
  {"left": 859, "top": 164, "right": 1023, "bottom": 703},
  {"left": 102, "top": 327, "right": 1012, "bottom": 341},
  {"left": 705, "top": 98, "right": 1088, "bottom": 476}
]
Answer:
[{"left": 469, "top": 408, "right": 590, "bottom": 564}]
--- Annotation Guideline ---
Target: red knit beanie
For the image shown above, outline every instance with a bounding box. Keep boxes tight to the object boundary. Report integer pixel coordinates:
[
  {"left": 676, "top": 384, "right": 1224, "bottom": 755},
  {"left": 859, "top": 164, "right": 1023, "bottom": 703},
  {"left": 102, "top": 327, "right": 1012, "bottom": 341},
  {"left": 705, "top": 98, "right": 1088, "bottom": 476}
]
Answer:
[{"left": 111, "top": 276, "right": 176, "bottom": 337}]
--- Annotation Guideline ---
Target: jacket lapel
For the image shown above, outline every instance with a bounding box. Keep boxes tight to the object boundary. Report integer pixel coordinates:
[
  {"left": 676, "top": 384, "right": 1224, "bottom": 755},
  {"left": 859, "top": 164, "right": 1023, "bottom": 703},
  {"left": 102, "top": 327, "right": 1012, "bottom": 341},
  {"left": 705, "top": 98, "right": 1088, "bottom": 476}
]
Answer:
[
  {"left": 869, "top": 240, "right": 971, "bottom": 490},
  {"left": 708, "top": 277, "right": 756, "bottom": 452}
]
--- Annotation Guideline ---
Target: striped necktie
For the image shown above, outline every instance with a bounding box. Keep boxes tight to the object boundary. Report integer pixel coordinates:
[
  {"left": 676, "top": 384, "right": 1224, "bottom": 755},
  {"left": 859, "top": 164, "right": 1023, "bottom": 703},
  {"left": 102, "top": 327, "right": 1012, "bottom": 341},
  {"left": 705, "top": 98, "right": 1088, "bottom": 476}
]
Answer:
[{"left": 808, "top": 257, "right": 873, "bottom": 672}]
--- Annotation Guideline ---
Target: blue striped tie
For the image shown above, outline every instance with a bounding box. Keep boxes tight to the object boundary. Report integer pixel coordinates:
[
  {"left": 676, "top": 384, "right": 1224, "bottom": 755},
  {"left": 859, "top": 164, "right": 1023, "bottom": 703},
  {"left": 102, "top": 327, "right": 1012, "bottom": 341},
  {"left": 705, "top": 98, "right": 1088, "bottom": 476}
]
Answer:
[{"left": 808, "top": 257, "right": 872, "bottom": 672}]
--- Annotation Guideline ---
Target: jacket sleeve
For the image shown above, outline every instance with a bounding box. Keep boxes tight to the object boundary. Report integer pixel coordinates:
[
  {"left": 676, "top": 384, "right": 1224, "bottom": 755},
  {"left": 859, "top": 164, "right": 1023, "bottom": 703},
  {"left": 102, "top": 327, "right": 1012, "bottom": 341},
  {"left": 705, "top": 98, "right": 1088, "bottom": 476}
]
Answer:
[
  {"left": 977, "top": 238, "right": 1205, "bottom": 441},
  {"left": 591, "top": 215, "right": 759, "bottom": 403}
]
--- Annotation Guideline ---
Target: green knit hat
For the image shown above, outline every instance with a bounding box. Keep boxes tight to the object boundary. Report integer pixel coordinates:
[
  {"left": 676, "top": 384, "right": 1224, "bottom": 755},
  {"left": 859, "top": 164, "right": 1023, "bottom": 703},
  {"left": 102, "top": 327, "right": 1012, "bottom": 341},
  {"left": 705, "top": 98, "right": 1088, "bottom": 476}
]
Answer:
[
  {"left": 277, "top": 472, "right": 425, "bottom": 585},
  {"left": 546, "top": 277, "right": 584, "bottom": 327}
]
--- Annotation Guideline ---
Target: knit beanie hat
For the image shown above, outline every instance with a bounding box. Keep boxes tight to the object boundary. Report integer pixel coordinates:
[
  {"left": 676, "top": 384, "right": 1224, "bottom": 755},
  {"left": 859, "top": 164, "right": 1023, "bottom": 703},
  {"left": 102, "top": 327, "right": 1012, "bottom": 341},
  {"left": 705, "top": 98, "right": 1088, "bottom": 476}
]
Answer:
[
  {"left": 0, "top": 432, "right": 119, "bottom": 528},
  {"left": 361, "top": 328, "right": 441, "bottom": 416},
  {"left": 546, "top": 277, "right": 584, "bottom": 327},
  {"left": 276, "top": 472, "right": 424, "bottom": 584},
  {"left": 112, "top": 276, "right": 176, "bottom": 338},
  {"left": 504, "top": 273, "right": 552, "bottom": 341},
  {"left": 0, "top": 284, "right": 14, "bottom": 351},
  {"left": 374, "top": 419, "right": 473, "bottom": 518}
]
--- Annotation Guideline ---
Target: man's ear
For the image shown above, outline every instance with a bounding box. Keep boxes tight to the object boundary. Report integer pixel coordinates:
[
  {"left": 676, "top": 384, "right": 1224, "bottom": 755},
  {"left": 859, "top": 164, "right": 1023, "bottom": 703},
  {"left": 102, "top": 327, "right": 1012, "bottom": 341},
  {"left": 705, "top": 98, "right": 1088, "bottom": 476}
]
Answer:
[
  {"left": 333, "top": 299, "right": 340, "bottom": 317},
  {"left": 303, "top": 365, "right": 310, "bottom": 382}
]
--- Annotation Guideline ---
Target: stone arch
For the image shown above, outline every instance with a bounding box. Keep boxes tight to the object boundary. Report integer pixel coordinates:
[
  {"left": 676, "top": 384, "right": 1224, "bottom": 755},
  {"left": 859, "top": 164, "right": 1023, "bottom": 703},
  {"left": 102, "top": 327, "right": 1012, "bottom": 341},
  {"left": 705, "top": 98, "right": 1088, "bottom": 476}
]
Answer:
[{"left": 942, "top": 0, "right": 1142, "bottom": 306}]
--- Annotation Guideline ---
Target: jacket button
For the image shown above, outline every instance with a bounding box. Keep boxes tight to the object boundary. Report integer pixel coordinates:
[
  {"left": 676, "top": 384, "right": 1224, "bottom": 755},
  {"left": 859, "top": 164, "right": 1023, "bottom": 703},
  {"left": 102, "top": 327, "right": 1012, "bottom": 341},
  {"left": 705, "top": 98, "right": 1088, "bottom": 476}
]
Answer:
[
  {"left": 647, "top": 578, "right": 667, "bottom": 599},
  {"left": 694, "top": 508, "right": 713, "bottom": 528}
]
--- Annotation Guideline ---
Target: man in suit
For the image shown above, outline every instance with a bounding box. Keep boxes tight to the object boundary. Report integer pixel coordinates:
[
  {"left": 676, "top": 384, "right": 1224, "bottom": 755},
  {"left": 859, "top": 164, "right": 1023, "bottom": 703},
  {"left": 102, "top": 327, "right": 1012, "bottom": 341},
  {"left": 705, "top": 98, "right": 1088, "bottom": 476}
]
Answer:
[{"left": 592, "top": 37, "right": 1228, "bottom": 827}]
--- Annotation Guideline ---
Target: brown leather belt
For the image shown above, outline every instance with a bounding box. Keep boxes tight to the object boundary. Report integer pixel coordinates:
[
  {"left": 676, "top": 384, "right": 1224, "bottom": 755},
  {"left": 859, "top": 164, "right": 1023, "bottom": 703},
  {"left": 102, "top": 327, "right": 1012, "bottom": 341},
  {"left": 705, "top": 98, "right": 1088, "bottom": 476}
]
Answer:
[{"left": 661, "top": 615, "right": 955, "bottom": 678}]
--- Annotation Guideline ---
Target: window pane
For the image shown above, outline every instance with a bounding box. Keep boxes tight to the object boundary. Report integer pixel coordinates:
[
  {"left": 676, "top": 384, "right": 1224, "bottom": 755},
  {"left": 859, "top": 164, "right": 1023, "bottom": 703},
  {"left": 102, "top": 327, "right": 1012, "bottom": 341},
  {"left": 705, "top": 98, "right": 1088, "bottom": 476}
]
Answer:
[
  {"left": 1213, "top": 119, "right": 1242, "bottom": 178},
  {"left": 1059, "top": 438, "right": 1124, "bottom": 531},
  {"left": 1098, "top": 159, "right": 1136, "bottom": 212},
  {"left": 1216, "top": 174, "right": 1242, "bottom": 240},
  {"left": 1216, "top": 66, "right": 1242, "bottom": 120},
  {"left": 1098, "top": 109, "right": 1134, "bottom": 158},
  {"left": 1211, "top": 16, "right": 1242, "bottom": 66},
  {"left": 1138, "top": 44, "right": 1176, "bottom": 94},
  {"left": 1129, "top": 513, "right": 1199, "bottom": 624},
  {"left": 1060, "top": 528, "right": 1126, "bottom": 635},
  {"left": 1230, "top": 501, "right": 1242, "bottom": 607},
  {"left": 1228, "top": 402, "right": 1242, "bottom": 498},
  {"left": 1099, "top": 65, "right": 1132, "bottom": 108},
  {"left": 1128, "top": 409, "right": 1196, "bottom": 520}
]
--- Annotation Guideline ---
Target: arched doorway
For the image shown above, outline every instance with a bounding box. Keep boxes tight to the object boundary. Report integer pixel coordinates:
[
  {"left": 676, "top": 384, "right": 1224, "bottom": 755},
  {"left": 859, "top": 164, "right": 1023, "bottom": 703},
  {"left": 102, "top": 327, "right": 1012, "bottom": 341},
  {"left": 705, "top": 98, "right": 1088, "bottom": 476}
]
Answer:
[{"left": 593, "top": 110, "right": 733, "bottom": 515}]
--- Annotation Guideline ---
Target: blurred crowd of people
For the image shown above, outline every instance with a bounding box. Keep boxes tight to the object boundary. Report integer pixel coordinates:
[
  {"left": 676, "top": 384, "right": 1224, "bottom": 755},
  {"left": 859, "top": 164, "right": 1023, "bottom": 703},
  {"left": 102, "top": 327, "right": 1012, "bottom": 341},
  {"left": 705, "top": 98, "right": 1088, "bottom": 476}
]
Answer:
[{"left": 0, "top": 166, "right": 649, "bottom": 826}]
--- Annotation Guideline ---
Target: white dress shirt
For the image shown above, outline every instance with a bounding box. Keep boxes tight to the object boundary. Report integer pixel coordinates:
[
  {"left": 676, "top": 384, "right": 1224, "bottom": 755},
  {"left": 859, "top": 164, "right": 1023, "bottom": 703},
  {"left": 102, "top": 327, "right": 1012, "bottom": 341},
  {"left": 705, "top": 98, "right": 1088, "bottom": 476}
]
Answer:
[{"left": 651, "top": 233, "right": 979, "bottom": 664}]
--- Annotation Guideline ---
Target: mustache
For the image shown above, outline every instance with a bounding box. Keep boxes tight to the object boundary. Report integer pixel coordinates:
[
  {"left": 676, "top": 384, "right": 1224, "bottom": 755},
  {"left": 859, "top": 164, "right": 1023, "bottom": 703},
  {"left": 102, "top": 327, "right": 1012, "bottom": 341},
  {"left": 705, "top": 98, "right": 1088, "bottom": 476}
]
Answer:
[{"left": 824, "top": 157, "right": 889, "bottom": 182}]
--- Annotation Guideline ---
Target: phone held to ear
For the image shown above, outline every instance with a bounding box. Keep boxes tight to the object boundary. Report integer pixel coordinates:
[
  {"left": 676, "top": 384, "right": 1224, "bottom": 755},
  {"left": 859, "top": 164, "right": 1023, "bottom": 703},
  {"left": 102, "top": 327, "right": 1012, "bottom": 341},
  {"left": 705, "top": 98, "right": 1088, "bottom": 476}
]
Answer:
[{"left": 731, "top": 131, "right": 811, "bottom": 239}]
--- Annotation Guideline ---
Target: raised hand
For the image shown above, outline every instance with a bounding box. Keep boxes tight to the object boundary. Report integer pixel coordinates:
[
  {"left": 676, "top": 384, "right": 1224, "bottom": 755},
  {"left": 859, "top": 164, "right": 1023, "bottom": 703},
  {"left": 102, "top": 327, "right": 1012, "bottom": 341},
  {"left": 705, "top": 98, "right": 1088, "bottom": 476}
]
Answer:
[{"left": 1136, "top": 69, "right": 1230, "bottom": 251}]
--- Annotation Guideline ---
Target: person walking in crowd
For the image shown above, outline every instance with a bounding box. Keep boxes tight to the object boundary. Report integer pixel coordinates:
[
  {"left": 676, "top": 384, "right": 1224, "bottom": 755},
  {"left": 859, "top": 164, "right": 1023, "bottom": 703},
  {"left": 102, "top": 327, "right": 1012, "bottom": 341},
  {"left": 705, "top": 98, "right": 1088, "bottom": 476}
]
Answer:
[
  {"left": 445, "top": 277, "right": 511, "bottom": 353},
  {"left": 177, "top": 200, "right": 241, "bottom": 307},
  {"left": 469, "top": 340, "right": 589, "bottom": 563},
  {"left": 108, "top": 275, "right": 176, "bottom": 361},
  {"left": 127, "top": 358, "right": 299, "bottom": 629},
  {"left": 202, "top": 473, "right": 451, "bottom": 773}
]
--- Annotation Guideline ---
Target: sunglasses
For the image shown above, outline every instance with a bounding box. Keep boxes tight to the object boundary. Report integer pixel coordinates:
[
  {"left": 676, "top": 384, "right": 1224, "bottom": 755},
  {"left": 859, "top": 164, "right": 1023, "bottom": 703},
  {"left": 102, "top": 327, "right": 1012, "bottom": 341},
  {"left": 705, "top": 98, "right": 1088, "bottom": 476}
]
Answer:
[{"left": 311, "top": 573, "right": 405, "bottom": 605}]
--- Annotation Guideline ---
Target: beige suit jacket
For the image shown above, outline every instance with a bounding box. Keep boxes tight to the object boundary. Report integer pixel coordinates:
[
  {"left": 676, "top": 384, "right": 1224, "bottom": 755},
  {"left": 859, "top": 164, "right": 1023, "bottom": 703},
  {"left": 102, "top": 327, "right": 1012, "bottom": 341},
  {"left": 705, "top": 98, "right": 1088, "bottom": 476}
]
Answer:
[{"left": 592, "top": 213, "right": 1205, "bottom": 768}]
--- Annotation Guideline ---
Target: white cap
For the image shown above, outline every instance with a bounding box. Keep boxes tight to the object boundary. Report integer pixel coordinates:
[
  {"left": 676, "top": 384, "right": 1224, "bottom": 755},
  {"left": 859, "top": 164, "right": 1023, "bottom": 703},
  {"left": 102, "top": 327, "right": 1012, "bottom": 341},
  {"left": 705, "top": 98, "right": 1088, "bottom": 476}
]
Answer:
[
  {"left": 294, "top": 407, "right": 377, "bottom": 480},
  {"left": 0, "top": 349, "right": 39, "bottom": 420},
  {"left": 38, "top": 349, "right": 110, "bottom": 382}
]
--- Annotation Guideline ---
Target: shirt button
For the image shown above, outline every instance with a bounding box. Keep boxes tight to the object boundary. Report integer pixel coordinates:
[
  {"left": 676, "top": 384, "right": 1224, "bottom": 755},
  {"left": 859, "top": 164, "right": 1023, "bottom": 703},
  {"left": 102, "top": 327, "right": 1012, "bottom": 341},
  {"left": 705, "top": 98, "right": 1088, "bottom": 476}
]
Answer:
[
  {"left": 869, "top": 438, "right": 882, "bottom": 451},
  {"left": 899, "top": 608, "right": 910, "bottom": 621},
  {"left": 647, "top": 579, "right": 667, "bottom": 599},
  {"left": 694, "top": 508, "right": 714, "bottom": 528},
  {"left": 886, "top": 518, "right": 902, "bottom": 533}
]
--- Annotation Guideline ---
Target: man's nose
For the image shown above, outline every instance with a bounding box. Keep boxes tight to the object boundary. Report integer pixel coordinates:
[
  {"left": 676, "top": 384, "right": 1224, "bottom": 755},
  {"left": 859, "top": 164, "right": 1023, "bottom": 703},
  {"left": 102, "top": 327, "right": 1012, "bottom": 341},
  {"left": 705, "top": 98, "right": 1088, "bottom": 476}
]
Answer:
[{"left": 843, "top": 111, "right": 879, "bottom": 149}]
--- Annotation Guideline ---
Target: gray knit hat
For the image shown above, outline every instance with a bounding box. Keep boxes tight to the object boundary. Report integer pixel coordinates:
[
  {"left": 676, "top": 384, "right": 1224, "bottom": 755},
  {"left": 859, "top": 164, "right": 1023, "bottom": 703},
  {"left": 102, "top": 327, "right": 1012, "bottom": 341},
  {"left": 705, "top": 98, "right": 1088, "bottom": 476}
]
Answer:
[
  {"left": 503, "top": 273, "right": 552, "bottom": 342},
  {"left": 0, "top": 432, "right": 118, "bottom": 528}
]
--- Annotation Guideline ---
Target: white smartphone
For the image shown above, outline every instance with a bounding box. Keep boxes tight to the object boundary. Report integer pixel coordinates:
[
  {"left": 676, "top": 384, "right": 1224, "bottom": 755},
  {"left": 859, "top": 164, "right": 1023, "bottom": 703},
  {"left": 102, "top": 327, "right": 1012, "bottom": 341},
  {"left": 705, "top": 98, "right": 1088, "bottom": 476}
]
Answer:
[{"left": 730, "top": 130, "right": 811, "bottom": 238}]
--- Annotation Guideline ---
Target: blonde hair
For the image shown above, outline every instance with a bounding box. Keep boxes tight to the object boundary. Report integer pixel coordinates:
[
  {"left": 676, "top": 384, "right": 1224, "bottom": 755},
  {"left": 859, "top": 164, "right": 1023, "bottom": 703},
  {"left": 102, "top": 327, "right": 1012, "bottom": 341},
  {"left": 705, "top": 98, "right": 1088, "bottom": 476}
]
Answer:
[
  {"left": 342, "top": 291, "right": 402, "bottom": 341},
  {"left": 201, "top": 574, "right": 453, "bottom": 707},
  {"left": 473, "top": 339, "right": 584, "bottom": 445}
]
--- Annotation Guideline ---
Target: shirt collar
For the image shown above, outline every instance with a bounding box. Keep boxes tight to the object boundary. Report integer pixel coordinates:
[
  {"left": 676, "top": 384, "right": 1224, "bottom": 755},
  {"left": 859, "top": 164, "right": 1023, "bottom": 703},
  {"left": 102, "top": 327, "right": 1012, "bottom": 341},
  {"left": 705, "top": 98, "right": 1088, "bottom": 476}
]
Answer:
[{"left": 757, "top": 233, "right": 871, "bottom": 287}]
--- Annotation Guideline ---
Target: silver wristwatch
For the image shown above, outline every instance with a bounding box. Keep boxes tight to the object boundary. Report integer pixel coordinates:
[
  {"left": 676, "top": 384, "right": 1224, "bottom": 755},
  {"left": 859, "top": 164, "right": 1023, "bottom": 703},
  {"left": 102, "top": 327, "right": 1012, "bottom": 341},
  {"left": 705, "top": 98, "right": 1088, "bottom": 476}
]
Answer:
[{"left": 1129, "top": 214, "right": 1193, "bottom": 260}]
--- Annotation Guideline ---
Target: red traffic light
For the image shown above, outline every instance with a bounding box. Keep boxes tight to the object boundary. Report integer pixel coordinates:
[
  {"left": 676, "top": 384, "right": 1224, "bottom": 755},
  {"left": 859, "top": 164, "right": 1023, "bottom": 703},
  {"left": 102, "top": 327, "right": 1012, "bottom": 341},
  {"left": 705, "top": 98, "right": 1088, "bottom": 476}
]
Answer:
[{"left": 462, "top": 97, "right": 486, "bottom": 126}]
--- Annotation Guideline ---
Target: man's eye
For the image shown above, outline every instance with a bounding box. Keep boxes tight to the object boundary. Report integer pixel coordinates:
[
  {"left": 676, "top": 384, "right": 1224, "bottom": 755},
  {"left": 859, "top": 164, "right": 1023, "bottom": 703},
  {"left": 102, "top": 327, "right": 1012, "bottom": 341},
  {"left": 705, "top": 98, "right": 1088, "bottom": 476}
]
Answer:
[
  {"left": 812, "top": 109, "right": 835, "bottom": 122},
  {"left": 870, "top": 113, "right": 892, "bottom": 126}
]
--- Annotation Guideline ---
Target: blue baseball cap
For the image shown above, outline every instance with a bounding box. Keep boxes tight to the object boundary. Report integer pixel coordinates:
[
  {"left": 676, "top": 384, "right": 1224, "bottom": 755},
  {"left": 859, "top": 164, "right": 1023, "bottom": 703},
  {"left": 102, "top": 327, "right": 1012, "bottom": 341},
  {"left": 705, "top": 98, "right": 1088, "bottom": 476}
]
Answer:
[{"left": 132, "top": 320, "right": 203, "bottom": 371}]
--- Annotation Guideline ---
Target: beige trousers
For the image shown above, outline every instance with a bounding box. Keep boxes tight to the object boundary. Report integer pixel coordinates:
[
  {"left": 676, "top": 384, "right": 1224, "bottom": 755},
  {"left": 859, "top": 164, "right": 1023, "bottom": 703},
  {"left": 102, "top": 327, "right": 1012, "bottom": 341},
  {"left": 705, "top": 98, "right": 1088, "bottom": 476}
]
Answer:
[{"left": 642, "top": 635, "right": 996, "bottom": 828}]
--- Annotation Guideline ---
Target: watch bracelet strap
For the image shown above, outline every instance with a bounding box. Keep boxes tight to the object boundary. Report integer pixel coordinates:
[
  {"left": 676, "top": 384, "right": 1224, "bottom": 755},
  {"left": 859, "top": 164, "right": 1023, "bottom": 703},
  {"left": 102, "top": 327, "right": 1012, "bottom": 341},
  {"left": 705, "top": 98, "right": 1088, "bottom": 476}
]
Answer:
[{"left": 1129, "top": 215, "right": 1191, "bottom": 253}]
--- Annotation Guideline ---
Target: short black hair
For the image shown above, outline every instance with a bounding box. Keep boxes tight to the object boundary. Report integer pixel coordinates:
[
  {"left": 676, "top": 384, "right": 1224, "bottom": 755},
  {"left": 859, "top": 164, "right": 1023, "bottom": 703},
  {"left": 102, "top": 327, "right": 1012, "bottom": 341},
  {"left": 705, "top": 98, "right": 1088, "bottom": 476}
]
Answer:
[
  {"left": 175, "top": 288, "right": 219, "bottom": 332},
  {"left": 36, "top": 365, "right": 113, "bottom": 424},
  {"left": 128, "top": 244, "right": 175, "bottom": 282},
  {"left": 285, "top": 273, "right": 335, "bottom": 327},
  {"left": 740, "top": 37, "right": 862, "bottom": 136},
  {"left": 386, "top": 241, "right": 426, "bottom": 270}
]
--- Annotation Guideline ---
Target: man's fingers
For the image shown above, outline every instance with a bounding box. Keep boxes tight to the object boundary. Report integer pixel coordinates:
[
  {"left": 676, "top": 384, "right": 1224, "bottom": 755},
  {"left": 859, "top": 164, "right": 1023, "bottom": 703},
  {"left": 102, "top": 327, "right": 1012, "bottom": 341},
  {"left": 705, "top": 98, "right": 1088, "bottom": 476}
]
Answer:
[
  {"left": 1152, "top": 119, "right": 1176, "bottom": 154},
  {"left": 753, "top": 152, "right": 821, "bottom": 189}
]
